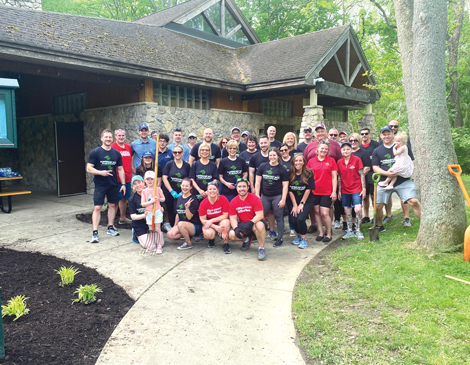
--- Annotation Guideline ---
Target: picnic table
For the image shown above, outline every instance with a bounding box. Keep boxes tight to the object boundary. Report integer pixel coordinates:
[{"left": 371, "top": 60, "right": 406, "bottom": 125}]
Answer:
[{"left": 0, "top": 176, "right": 31, "bottom": 213}]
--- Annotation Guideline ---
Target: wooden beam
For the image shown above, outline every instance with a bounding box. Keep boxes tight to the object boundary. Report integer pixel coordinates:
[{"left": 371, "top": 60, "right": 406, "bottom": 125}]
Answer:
[
  {"left": 346, "top": 38, "right": 350, "bottom": 86},
  {"left": 173, "top": 0, "right": 220, "bottom": 24},
  {"left": 221, "top": 0, "right": 226, "bottom": 37},
  {"left": 226, "top": 24, "right": 242, "bottom": 38},
  {"left": 334, "top": 53, "right": 347, "bottom": 85},
  {"left": 202, "top": 11, "right": 221, "bottom": 36},
  {"left": 315, "top": 80, "right": 375, "bottom": 104},
  {"left": 309, "top": 89, "right": 318, "bottom": 106},
  {"left": 349, "top": 62, "right": 362, "bottom": 87},
  {"left": 139, "top": 79, "right": 154, "bottom": 102},
  {"left": 242, "top": 87, "right": 310, "bottom": 100}
]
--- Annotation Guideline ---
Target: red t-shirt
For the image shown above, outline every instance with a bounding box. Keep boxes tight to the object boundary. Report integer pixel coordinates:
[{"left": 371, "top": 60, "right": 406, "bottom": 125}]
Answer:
[
  {"left": 111, "top": 142, "right": 132, "bottom": 183},
  {"left": 229, "top": 193, "right": 264, "bottom": 223},
  {"left": 362, "top": 142, "right": 371, "bottom": 149},
  {"left": 306, "top": 156, "right": 337, "bottom": 195},
  {"left": 337, "top": 155, "right": 364, "bottom": 194},
  {"left": 198, "top": 195, "right": 229, "bottom": 220}
]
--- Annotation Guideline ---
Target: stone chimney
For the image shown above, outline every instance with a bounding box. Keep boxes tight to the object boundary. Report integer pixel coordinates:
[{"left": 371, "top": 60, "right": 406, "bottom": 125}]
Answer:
[{"left": 0, "top": 0, "right": 42, "bottom": 10}]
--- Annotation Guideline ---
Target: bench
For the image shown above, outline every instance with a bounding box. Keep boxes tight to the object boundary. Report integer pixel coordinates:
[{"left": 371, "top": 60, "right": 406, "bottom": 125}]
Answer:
[{"left": 0, "top": 190, "right": 31, "bottom": 213}]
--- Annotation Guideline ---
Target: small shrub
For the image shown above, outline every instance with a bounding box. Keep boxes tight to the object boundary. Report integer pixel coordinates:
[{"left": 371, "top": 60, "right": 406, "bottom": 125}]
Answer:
[
  {"left": 55, "top": 265, "right": 80, "bottom": 287},
  {"left": 1, "top": 295, "right": 30, "bottom": 321},
  {"left": 73, "top": 284, "right": 102, "bottom": 305}
]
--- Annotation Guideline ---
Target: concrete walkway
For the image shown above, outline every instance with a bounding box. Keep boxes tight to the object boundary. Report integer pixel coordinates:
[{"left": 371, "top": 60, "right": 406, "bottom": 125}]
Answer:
[{"left": 0, "top": 189, "right": 402, "bottom": 364}]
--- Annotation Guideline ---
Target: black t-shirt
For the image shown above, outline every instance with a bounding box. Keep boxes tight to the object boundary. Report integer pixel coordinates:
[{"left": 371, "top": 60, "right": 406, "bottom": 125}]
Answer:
[
  {"left": 297, "top": 142, "right": 310, "bottom": 152},
  {"left": 372, "top": 144, "right": 411, "bottom": 186},
  {"left": 352, "top": 149, "right": 371, "bottom": 171},
  {"left": 128, "top": 192, "right": 147, "bottom": 231},
  {"left": 379, "top": 138, "right": 414, "bottom": 160},
  {"left": 289, "top": 172, "right": 315, "bottom": 205},
  {"left": 189, "top": 160, "right": 219, "bottom": 191},
  {"left": 136, "top": 164, "right": 163, "bottom": 179},
  {"left": 175, "top": 194, "right": 201, "bottom": 225},
  {"left": 87, "top": 147, "right": 122, "bottom": 186},
  {"left": 281, "top": 156, "right": 292, "bottom": 172},
  {"left": 162, "top": 161, "right": 191, "bottom": 193},
  {"left": 218, "top": 157, "right": 247, "bottom": 195},
  {"left": 239, "top": 149, "right": 258, "bottom": 167},
  {"left": 289, "top": 148, "right": 301, "bottom": 157},
  {"left": 360, "top": 140, "right": 380, "bottom": 184},
  {"left": 189, "top": 142, "right": 221, "bottom": 162},
  {"left": 256, "top": 163, "right": 289, "bottom": 197},
  {"left": 221, "top": 142, "right": 247, "bottom": 158},
  {"left": 249, "top": 151, "right": 269, "bottom": 172},
  {"left": 270, "top": 140, "right": 282, "bottom": 148}
]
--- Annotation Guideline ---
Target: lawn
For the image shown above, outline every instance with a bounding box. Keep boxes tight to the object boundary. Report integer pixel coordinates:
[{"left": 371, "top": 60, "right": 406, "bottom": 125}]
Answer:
[{"left": 293, "top": 211, "right": 470, "bottom": 364}]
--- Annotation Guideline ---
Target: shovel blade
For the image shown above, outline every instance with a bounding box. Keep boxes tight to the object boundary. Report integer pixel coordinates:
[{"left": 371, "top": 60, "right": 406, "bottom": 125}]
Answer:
[{"left": 369, "top": 226, "right": 380, "bottom": 241}]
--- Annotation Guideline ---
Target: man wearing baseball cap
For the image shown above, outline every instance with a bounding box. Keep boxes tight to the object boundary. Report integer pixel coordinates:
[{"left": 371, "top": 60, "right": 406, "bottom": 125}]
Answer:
[
  {"left": 303, "top": 123, "right": 342, "bottom": 162},
  {"left": 131, "top": 124, "right": 157, "bottom": 174},
  {"left": 241, "top": 131, "right": 250, "bottom": 144},
  {"left": 297, "top": 127, "right": 314, "bottom": 152},
  {"left": 187, "top": 133, "right": 197, "bottom": 153}
]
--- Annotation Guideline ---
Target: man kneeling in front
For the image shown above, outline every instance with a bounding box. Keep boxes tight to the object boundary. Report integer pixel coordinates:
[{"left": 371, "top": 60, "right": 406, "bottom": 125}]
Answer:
[{"left": 228, "top": 178, "right": 268, "bottom": 261}]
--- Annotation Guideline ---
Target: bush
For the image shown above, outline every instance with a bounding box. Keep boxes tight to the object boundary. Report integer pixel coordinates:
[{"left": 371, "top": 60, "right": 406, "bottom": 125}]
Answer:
[{"left": 451, "top": 127, "right": 470, "bottom": 173}]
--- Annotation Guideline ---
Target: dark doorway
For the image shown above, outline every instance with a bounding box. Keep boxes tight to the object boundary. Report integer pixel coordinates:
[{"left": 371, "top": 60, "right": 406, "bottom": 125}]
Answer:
[
  {"left": 264, "top": 124, "right": 295, "bottom": 143},
  {"left": 55, "top": 122, "right": 87, "bottom": 197}
]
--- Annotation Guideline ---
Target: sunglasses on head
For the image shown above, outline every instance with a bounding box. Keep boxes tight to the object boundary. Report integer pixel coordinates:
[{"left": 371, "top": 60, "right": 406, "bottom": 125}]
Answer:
[
  {"left": 207, "top": 181, "right": 219, "bottom": 186},
  {"left": 173, "top": 127, "right": 182, "bottom": 132},
  {"left": 360, "top": 133, "right": 369, "bottom": 136},
  {"left": 236, "top": 178, "right": 248, "bottom": 183},
  {"left": 329, "top": 134, "right": 338, "bottom": 137},
  {"left": 320, "top": 140, "right": 330, "bottom": 145},
  {"left": 390, "top": 125, "right": 399, "bottom": 129}
]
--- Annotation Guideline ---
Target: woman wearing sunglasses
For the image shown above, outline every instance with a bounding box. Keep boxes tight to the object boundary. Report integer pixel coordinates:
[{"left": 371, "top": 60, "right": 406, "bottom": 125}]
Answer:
[
  {"left": 218, "top": 140, "right": 248, "bottom": 202},
  {"left": 162, "top": 145, "right": 191, "bottom": 231}
]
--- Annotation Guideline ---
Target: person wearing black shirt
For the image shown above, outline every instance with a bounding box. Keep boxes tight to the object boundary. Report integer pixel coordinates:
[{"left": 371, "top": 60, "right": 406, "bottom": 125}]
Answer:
[
  {"left": 267, "top": 126, "right": 282, "bottom": 148},
  {"left": 190, "top": 142, "right": 218, "bottom": 200},
  {"left": 297, "top": 127, "right": 314, "bottom": 152},
  {"left": 188, "top": 128, "right": 221, "bottom": 166},
  {"left": 239, "top": 135, "right": 258, "bottom": 168},
  {"left": 221, "top": 127, "right": 247, "bottom": 158},
  {"left": 360, "top": 127, "right": 380, "bottom": 223},
  {"left": 248, "top": 135, "right": 270, "bottom": 188},
  {"left": 219, "top": 140, "right": 248, "bottom": 201}
]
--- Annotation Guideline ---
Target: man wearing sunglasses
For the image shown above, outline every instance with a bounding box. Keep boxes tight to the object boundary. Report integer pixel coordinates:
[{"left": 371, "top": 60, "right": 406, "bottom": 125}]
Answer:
[
  {"left": 329, "top": 128, "right": 340, "bottom": 144},
  {"left": 168, "top": 127, "right": 190, "bottom": 162}
]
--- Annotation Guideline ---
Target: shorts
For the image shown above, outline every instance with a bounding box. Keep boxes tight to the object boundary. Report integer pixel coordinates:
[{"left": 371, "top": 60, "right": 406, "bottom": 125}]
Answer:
[
  {"left": 341, "top": 192, "right": 362, "bottom": 208},
  {"left": 365, "top": 182, "right": 374, "bottom": 196},
  {"left": 146, "top": 210, "right": 163, "bottom": 224},
  {"left": 93, "top": 184, "right": 120, "bottom": 206},
  {"left": 192, "top": 224, "right": 202, "bottom": 236},
  {"left": 133, "top": 225, "right": 148, "bottom": 237},
  {"left": 118, "top": 182, "right": 131, "bottom": 200},
  {"left": 313, "top": 194, "right": 332, "bottom": 208},
  {"left": 238, "top": 220, "right": 268, "bottom": 237},
  {"left": 376, "top": 179, "right": 418, "bottom": 205}
]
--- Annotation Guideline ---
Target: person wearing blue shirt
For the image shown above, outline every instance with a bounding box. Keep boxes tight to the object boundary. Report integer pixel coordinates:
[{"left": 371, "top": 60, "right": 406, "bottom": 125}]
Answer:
[
  {"left": 167, "top": 127, "right": 191, "bottom": 162},
  {"left": 131, "top": 124, "right": 157, "bottom": 173},
  {"left": 158, "top": 133, "right": 174, "bottom": 169}
]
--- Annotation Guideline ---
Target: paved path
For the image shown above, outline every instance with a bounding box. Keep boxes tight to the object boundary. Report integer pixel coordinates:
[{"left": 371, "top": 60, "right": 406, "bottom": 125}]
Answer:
[{"left": 0, "top": 189, "right": 401, "bottom": 364}]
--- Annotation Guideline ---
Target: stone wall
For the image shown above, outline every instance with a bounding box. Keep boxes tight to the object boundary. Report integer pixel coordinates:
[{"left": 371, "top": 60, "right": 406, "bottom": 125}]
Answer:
[{"left": 0, "top": 0, "right": 41, "bottom": 10}]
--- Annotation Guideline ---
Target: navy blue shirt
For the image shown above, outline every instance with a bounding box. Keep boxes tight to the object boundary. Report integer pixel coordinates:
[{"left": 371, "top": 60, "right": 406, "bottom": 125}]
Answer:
[{"left": 158, "top": 148, "right": 174, "bottom": 169}]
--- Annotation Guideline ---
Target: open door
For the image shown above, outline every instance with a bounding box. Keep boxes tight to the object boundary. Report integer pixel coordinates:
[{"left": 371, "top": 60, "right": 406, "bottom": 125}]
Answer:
[{"left": 55, "top": 122, "right": 87, "bottom": 197}]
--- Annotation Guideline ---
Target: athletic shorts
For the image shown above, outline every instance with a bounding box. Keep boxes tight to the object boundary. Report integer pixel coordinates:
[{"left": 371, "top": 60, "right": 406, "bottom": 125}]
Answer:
[
  {"left": 93, "top": 184, "right": 120, "bottom": 206},
  {"left": 238, "top": 220, "right": 268, "bottom": 236},
  {"left": 313, "top": 194, "right": 332, "bottom": 208},
  {"left": 341, "top": 192, "right": 362, "bottom": 208},
  {"left": 118, "top": 182, "right": 131, "bottom": 200},
  {"left": 376, "top": 179, "right": 418, "bottom": 205},
  {"left": 365, "top": 182, "right": 374, "bottom": 196},
  {"left": 146, "top": 210, "right": 163, "bottom": 224}
]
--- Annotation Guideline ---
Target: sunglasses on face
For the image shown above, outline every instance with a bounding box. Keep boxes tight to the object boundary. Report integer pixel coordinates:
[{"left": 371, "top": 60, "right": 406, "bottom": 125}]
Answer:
[
  {"left": 329, "top": 134, "right": 338, "bottom": 137},
  {"left": 390, "top": 125, "right": 399, "bottom": 129},
  {"left": 280, "top": 149, "right": 288, "bottom": 152},
  {"left": 360, "top": 133, "right": 369, "bottom": 136},
  {"left": 350, "top": 139, "right": 358, "bottom": 143},
  {"left": 189, "top": 137, "right": 196, "bottom": 139},
  {"left": 222, "top": 141, "right": 227, "bottom": 144},
  {"left": 173, "top": 151, "right": 183, "bottom": 155}
]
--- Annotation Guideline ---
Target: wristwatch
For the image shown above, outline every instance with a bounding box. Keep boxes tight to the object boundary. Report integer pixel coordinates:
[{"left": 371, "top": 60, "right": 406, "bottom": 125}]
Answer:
[{"left": 300, "top": 201, "right": 305, "bottom": 205}]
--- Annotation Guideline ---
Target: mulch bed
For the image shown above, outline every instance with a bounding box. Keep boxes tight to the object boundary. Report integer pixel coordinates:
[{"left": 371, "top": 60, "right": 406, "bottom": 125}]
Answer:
[
  {"left": 0, "top": 249, "right": 134, "bottom": 365},
  {"left": 76, "top": 211, "right": 132, "bottom": 230}
]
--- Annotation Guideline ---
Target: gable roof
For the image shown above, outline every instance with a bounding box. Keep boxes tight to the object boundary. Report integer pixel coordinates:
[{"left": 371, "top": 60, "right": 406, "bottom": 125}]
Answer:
[{"left": 134, "top": 0, "right": 209, "bottom": 27}]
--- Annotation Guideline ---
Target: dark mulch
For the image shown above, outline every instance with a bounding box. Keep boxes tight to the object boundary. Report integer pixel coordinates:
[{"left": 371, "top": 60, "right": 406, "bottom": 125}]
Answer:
[
  {"left": 76, "top": 211, "right": 132, "bottom": 230},
  {"left": 0, "top": 249, "right": 134, "bottom": 365}
]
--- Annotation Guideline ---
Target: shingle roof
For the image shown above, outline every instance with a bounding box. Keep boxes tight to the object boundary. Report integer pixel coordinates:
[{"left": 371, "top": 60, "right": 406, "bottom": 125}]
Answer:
[{"left": 134, "top": 0, "right": 209, "bottom": 26}]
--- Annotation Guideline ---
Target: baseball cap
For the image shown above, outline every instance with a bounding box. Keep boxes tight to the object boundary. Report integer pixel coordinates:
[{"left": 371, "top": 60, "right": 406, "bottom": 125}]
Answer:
[
  {"left": 144, "top": 171, "right": 155, "bottom": 179},
  {"left": 231, "top": 127, "right": 241, "bottom": 133},
  {"left": 338, "top": 131, "right": 347, "bottom": 136},
  {"left": 188, "top": 133, "right": 197, "bottom": 138},
  {"left": 380, "top": 126, "right": 393, "bottom": 133},
  {"left": 241, "top": 130, "right": 250, "bottom": 136},
  {"left": 131, "top": 175, "right": 144, "bottom": 184},
  {"left": 142, "top": 151, "right": 154, "bottom": 159},
  {"left": 139, "top": 124, "right": 149, "bottom": 131},
  {"left": 303, "top": 127, "right": 312, "bottom": 132},
  {"left": 314, "top": 123, "right": 326, "bottom": 130},
  {"left": 341, "top": 141, "right": 352, "bottom": 148}
]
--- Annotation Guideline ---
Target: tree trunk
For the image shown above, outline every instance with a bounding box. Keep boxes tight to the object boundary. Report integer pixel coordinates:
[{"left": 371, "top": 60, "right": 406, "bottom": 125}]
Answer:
[
  {"left": 411, "top": 0, "right": 466, "bottom": 251},
  {"left": 448, "top": 0, "right": 465, "bottom": 127}
]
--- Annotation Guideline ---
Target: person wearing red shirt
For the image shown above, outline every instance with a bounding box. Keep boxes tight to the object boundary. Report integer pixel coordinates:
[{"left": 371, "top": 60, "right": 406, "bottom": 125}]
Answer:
[
  {"left": 337, "top": 142, "right": 366, "bottom": 240},
  {"left": 306, "top": 141, "right": 337, "bottom": 243},
  {"left": 111, "top": 128, "right": 132, "bottom": 224},
  {"left": 199, "top": 182, "right": 231, "bottom": 254},
  {"left": 303, "top": 123, "right": 342, "bottom": 163},
  {"left": 229, "top": 179, "right": 268, "bottom": 261}
]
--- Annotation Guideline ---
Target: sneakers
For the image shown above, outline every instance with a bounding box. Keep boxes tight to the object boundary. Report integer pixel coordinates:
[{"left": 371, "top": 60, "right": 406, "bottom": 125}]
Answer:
[
  {"left": 290, "top": 229, "right": 296, "bottom": 237},
  {"left": 107, "top": 226, "right": 120, "bottom": 236},
  {"left": 292, "top": 236, "right": 301, "bottom": 245},
  {"left": 334, "top": 220, "right": 341, "bottom": 229},
  {"left": 118, "top": 218, "right": 132, "bottom": 224},
  {"left": 223, "top": 243, "right": 231, "bottom": 254},
  {"left": 361, "top": 217, "right": 371, "bottom": 224},
  {"left": 307, "top": 225, "right": 317, "bottom": 233},
  {"left": 156, "top": 245, "right": 163, "bottom": 254},
  {"left": 208, "top": 239, "right": 215, "bottom": 248},
  {"left": 90, "top": 231, "right": 99, "bottom": 243},
  {"left": 177, "top": 242, "right": 192, "bottom": 250},
  {"left": 356, "top": 231, "right": 364, "bottom": 239},
  {"left": 273, "top": 238, "right": 283, "bottom": 247},
  {"left": 342, "top": 230, "right": 355, "bottom": 240},
  {"left": 403, "top": 218, "right": 411, "bottom": 227},
  {"left": 163, "top": 222, "right": 172, "bottom": 232},
  {"left": 258, "top": 247, "right": 267, "bottom": 261},
  {"left": 378, "top": 226, "right": 386, "bottom": 232},
  {"left": 241, "top": 237, "right": 252, "bottom": 251},
  {"left": 194, "top": 234, "right": 204, "bottom": 242},
  {"left": 298, "top": 238, "right": 307, "bottom": 249},
  {"left": 268, "top": 231, "right": 277, "bottom": 241},
  {"left": 383, "top": 216, "right": 393, "bottom": 224},
  {"left": 342, "top": 222, "right": 348, "bottom": 231}
]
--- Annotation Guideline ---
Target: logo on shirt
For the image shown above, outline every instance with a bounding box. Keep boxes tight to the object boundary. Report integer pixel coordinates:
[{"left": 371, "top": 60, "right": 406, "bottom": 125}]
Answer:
[
  {"left": 263, "top": 169, "right": 279, "bottom": 185},
  {"left": 101, "top": 155, "right": 116, "bottom": 170},
  {"left": 236, "top": 206, "right": 252, "bottom": 214},
  {"left": 121, "top": 151, "right": 131, "bottom": 157}
]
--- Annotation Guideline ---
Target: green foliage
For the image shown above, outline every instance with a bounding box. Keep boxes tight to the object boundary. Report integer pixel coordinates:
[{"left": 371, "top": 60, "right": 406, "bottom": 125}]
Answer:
[
  {"left": 55, "top": 265, "right": 81, "bottom": 287},
  {"left": 451, "top": 127, "right": 470, "bottom": 173},
  {"left": 73, "top": 284, "right": 103, "bottom": 305},
  {"left": 1, "top": 295, "right": 30, "bottom": 321}
]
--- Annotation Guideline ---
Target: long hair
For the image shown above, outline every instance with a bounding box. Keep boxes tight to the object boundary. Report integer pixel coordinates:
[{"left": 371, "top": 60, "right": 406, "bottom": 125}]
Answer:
[
  {"left": 268, "top": 147, "right": 282, "bottom": 165},
  {"left": 180, "top": 178, "right": 193, "bottom": 194},
  {"left": 218, "top": 137, "right": 230, "bottom": 150},
  {"left": 289, "top": 153, "right": 312, "bottom": 186},
  {"left": 283, "top": 132, "right": 298, "bottom": 149},
  {"left": 137, "top": 155, "right": 155, "bottom": 178}
]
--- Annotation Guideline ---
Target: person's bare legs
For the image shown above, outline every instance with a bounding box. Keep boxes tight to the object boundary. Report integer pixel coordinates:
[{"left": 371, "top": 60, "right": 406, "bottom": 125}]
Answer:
[
  {"left": 401, "top": 201, "right": 410, "bottom": 219},
  {"left": 376, "top": 203, "right": 385, "bottom": 226},
  {"left": 118, "top": 198, "right": 127, "bottom": 221},
  {"left": 107, "top": 202, "right": 118, "bottom": 227},
  {"left": 314, "top": 205, "right": 323, "bottom": 236},
  {"left": 321, "top": 207, "right": 332, "bottom": 238},
  {"left": 363, "top": 194, "right": 371, "bottom": 219},
  {"left": 167, "top": 227, "right": 182, "bottom": 240},
  {"left": 92, "top": 205, "right": 102, "bottom": 231},
  {"left": 177, "top": 221, "right": 195, "bottom": 244},
  {"left": 254, "top": 221, "right": 266, "bottom": 248},
  {"left": 406, "top": 198, "right": 421, "bottom": 219}
]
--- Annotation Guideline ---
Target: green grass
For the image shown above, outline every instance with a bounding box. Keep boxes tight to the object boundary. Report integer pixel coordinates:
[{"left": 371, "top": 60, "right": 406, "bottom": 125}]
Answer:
[
  {"left": 461, "top": 174, "right": 470, "bottom": 197},
  {"left": 293, "top": 214, "right": 470, "bottom": 364}
]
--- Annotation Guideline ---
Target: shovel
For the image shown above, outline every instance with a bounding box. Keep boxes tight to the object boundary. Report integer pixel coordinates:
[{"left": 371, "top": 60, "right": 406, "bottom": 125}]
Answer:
[
  {"left": 447, "top": 164, "right": 470, "bottom": 262},
  {"left": 369, "top": 172, "right": 381, "bottom": 241}
]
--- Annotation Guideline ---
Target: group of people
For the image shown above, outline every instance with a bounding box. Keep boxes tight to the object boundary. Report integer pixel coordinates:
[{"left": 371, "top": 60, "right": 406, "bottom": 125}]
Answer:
[{"left": 85, "top": 120, "right": 421, "bottom": 261}]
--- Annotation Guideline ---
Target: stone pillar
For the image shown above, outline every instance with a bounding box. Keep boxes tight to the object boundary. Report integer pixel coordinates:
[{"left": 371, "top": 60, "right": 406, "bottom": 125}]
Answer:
[
  {"left": 361, "top": 104, "right": 378, "bottom": 141},
  {"left": 0, "top": 0, "right": 42, "bottom": 10},
  {"left": 299, "top": 105, "right": 323, "bottom": 143}
]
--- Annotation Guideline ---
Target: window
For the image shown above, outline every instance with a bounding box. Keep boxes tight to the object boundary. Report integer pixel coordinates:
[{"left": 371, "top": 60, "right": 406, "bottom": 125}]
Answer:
[
  {"left": 53, "top": 92, "right": 88, "bottom": 115},
  {"left": 0, "top": 78, "right": 19, "bottom": 149},
  {"left": 154, "top": 83, "right": 209, "bottom": 110},
  {"left": 260, "top": 99, "right": 292, "bottom": 117},
  {"left": 325, "top": 108, "right": 346, "bottom": 123}
]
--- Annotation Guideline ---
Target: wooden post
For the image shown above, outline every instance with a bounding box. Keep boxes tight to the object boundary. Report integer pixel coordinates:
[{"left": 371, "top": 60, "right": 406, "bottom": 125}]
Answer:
[
  {"left": 309, "top": 89, "right": 317, "bottom": 106},
  {"left": 0, "top": 288, "right": 4, "bottom": 359},
  {"left": 365, "top": 103, "right": 372, "bottom": 114},
  {"left": 139, "top": 79, "right": 154, "bottom": 102}
]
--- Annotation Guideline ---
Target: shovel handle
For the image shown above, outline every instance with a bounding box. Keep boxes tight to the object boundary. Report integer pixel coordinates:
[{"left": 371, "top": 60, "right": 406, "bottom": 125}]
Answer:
[
  {"left": 372, "top": 172, "right": 381, "bottom": 185},
  {"left": 448, "top": 164, "right": 462, "bottom": 177},
  {"left": 448, "top": 164, "right": 470, "bottom": 207}
]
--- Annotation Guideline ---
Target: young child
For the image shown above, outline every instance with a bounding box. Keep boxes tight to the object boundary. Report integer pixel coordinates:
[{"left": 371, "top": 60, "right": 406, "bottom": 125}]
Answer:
[
  {"left": 141, "top": 171, "right": 165, "bottom": 252},
  {"left": 378, "top": 131, "right": 414, "bottom": 190}
]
